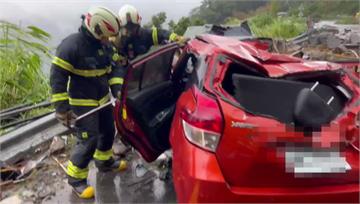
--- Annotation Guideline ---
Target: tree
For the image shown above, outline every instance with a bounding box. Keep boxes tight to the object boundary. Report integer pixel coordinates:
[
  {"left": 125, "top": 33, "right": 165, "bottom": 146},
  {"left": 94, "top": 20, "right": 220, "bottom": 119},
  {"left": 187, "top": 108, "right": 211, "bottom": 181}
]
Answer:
[
  {"left": 191, "top": 17, "right": 206, "bottom": 26},
  {"left": 172, "top": 17, "right": 191, "bottom": 35},
  {"left": 285, "top": 0, "right": 359, "bottom": 18},
  {"left": 190, "top": 0, "right": 268, "bottom": 24},
  {"left": 152, "top": 12, "right": 167, "bottom": 28},
  {"left": 168, "top": 17, "right": 205, "bottom": 35},
  {"left": 144, "top": 12, "right": 167, "bottom": 29},
  {"left": 168, "top": 20, "right": 176, "bottom": 31}
]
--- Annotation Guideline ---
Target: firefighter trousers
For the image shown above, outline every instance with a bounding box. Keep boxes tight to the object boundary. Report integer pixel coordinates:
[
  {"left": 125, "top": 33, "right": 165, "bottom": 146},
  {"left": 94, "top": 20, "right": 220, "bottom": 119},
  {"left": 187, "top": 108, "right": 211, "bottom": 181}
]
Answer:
[{"left": 66, "top": 105, "right": 115, "bottom": 184}]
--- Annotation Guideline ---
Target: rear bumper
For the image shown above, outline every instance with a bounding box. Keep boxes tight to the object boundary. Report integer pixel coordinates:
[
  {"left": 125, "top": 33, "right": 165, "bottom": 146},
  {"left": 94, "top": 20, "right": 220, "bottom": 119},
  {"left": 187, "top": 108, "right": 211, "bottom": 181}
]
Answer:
[
  {"left": 174, "top": 176, "right": 359, "bottom": 202},
  {"left": 170, "top": 118, "right": 360, "bottom": 203}
]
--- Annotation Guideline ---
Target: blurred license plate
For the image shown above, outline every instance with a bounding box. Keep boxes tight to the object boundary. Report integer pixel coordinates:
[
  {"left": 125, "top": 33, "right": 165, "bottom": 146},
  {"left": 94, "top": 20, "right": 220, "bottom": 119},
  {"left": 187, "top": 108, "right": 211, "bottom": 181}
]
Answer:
[{"left": 285, "top": 151, "right": 351, "bottom": 174}]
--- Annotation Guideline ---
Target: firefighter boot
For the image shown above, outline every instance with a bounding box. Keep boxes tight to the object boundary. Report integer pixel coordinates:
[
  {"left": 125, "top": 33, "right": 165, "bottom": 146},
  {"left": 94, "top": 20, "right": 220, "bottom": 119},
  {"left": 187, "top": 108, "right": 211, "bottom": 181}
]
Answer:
[
  {"left": 95, "top": 157, "right": 127, "bottom": 172},
  {"left": 68, "top": 177, "right": 94, "bottom": 199}
]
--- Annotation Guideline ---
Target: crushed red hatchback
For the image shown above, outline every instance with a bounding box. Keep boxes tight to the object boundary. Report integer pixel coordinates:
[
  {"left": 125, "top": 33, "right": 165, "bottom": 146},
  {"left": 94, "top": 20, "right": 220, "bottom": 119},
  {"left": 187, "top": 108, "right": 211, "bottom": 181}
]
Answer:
[{"left": 114, "top": 34, "right": 359, "bottom": 203}]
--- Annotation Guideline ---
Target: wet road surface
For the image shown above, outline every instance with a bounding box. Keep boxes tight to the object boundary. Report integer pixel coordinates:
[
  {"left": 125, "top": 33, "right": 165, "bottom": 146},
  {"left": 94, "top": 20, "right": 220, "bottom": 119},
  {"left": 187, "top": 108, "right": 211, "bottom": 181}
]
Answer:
[{"left": 44, "top": 155, "right": 176, "bottom": 203}]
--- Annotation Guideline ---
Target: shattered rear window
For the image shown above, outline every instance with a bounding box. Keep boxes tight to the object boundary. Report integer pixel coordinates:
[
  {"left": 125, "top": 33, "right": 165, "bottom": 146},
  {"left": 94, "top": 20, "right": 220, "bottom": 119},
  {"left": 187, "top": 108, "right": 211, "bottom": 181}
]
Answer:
[{"left": 222, "top": 62, "right": 351, "bottom": 126}]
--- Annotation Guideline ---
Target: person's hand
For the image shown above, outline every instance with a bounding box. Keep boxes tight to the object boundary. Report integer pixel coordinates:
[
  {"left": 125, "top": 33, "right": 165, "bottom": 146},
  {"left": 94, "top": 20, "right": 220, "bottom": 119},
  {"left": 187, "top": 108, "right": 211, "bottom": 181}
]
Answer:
[
  {"left": 176, "top": 36, "right": 190, "bottom": 47},
  {"left": 55, "top": 110, "right": 77, "bottom": 128}
]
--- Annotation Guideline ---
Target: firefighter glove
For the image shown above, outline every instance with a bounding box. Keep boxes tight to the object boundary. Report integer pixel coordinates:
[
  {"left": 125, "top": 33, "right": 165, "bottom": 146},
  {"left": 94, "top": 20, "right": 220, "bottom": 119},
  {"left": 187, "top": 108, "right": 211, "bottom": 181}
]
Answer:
[
  {"left": 116, "top": 91, "right": 122, "bottom": 100},
  {"left": 55, "top": 110, "right": 77, "bottom": 128}
]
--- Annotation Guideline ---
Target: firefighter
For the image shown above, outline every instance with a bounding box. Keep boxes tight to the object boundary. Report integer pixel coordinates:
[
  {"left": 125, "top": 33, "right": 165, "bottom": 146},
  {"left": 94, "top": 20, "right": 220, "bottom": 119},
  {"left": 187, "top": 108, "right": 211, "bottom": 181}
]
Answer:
[
  {"left": 114, "top": 4, "right": 186, "bottom": 62},
  {"left": 50, "top": 6, "right": 126, "bottom": 199}
]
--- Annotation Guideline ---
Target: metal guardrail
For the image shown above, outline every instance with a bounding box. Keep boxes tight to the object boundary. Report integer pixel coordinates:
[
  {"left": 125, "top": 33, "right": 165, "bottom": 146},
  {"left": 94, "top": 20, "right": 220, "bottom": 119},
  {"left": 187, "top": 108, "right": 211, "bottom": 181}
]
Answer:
[
  {"left": 0, "top": 111, "right": 54, "bottom": 131},
  {"left": 0, "top": 103, "right": 31, "bottom": 115},
  {"left": 0, "top": 101, "right": 51, "bottom": 121},
  {"left": 0, "top": 113, "right": 69, "bottom": 164}
]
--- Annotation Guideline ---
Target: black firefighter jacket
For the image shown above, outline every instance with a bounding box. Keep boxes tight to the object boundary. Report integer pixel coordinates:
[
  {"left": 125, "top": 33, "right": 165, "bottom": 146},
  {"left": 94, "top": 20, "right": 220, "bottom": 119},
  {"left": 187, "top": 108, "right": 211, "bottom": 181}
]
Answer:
[
  {"left": 50, "top": 26, "right": 126, "bottom": 113},
  {"left": 119, "top": 26, "right": 179, "bottom": 60}
]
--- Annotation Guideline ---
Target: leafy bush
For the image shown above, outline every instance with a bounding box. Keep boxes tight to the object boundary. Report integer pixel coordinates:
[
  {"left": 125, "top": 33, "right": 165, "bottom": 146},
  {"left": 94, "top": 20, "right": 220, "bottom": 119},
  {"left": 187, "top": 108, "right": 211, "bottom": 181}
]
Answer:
[
  {"left": 0, "top": 21, "right": 51, "bottom": 110},
  {"left": 249, "top": 15, "right": 306, "bottom": 39},
  {"left": 249, "top": 13, "right": 274, "bottom": 28},
  {"left": 169, "top": 17, "right": 205, "bottom": 35},
  {"left": 224, "top": 17, "right": 241, "bottom": 25}
]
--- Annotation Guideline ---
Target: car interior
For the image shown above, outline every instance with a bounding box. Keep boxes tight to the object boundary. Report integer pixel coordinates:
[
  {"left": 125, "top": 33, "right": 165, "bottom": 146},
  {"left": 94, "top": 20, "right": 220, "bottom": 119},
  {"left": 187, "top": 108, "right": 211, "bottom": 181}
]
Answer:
[
  {"left": 222, "top": 61, "right": 351, "bottom": 129},
  {"left": 124, "top": 47, "right": 198, "bottom": 152}
]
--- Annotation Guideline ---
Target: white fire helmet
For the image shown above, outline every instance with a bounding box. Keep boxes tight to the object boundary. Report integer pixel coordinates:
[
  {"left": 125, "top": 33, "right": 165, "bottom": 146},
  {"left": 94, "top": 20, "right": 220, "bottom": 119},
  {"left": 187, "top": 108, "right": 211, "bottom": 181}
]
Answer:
[
  {"left": 84, "top": 6, "right": 120, "bottom": 39},
  {"left": 118, "top": 4, "right": 142, "bottom": 27}
]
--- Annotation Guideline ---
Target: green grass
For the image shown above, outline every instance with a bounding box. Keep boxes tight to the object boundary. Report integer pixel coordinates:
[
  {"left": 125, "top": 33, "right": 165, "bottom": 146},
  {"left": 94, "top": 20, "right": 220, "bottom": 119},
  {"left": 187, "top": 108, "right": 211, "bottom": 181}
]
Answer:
[
  {"left": 20, "top": 107, "right": 54, "bottom": 119},
  {"left": 224, "top": 17, "right": 242, "bottom": 25},
  {"left": 0, "top": 21, "right": 51, "bottom": 110},
  {"left": 249, "top": 14, "right": 307, "bottom": 39},
  {"left": 336, "top": 15, "right": 359, "bottom": 24}
]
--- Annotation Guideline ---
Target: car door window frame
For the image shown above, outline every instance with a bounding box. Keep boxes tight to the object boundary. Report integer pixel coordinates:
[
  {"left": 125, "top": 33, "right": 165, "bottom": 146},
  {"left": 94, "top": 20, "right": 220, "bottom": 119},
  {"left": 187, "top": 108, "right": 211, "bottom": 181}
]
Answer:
[{"left": 125, "top": 43, "right": 179, "bottom": 94}]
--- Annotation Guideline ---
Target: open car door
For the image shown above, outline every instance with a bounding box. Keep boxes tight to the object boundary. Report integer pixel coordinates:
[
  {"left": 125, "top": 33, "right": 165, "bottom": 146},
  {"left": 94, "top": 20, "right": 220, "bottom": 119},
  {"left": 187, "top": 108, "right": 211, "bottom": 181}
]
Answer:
[{"left": 114, "top": 43, "right": 180, "bottom": 162}]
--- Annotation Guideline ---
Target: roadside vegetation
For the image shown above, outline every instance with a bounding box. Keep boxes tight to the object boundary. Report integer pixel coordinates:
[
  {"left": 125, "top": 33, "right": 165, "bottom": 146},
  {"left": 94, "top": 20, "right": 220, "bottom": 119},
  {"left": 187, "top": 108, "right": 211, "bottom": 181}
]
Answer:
[
  {"left": 0, "top": 21, "right": 53, "bottom": 134},
  {"left": 249, "top": 14, "right": 306, "bottom": 39},
  {"left": 146, "top": 0, "right": 359, "bottom": 39},
  {"left": 0, "top": 21, "right": 51, "bottom": 110},
  {"left": 20, "top": 106, "right": 54, "bottom": 119}
]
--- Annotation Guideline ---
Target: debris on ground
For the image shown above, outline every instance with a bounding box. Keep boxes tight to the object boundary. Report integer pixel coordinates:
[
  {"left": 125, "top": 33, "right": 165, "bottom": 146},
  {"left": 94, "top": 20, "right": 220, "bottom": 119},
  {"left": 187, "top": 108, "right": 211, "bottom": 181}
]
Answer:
[
  {"left": 134, "top": 162, "right": 149, "bottom": 178},
  {"left": 17, "top": 153, "right": 47, "bottom": 180},
  {"left": 1, "top": 134, "right": 176, "bottom": 203},
  {"left": 112, "top": 137, "right": 132, "bottom": 158},
  {"left": 158, "top": 151, "right": 173, "bottom": 181},
  {"left": 184, "top": 21, "right": 359, "bottom": 65},
  {"left": 1, "top": 157, "right": 68, "bottom": 204},
  {"left": 49, "top": 136, "right": 66, "bottom": 154},
  {"left": 0, "top": 136, "right": 69, "bottom": 203},
  {"left": 0, "top": 195, "right": 22, "bottom": 204},
  {"left": 1, "top": 136, "right": 66, "bottom": 184},
  {"left": 275, "top": 21, "right": 360, "bottom": 62}
]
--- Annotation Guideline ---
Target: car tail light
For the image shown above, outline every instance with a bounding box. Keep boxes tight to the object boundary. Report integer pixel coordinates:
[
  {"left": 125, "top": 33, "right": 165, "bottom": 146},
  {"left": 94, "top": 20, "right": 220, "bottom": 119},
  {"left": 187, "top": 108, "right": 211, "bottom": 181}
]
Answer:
[
  {"left": 180, "top": 87, "right": 223, "bottom": 152},
  {"left": 352, "top": 112, "right": 359, "bottom": 151}
]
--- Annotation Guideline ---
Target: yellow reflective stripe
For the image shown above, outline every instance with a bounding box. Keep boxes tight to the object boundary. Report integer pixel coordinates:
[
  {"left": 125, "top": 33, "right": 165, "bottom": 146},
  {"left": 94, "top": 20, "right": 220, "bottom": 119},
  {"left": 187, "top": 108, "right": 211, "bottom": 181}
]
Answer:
[
  {"left": 69, "top": 94, "right": 110, "bottom": 107},
  {"left": 51, "top": 92, "right": 69, "bottom": 102},
  {"left": 66, "top": 161, "right": 89, "bottom": 179},
  {"left": 93, "top": 149, "right": 113, "bottom": 161},
  {"left": 70, "top": 67, "right": 111, "bottom": 77},
  {"left": 69, "top": 98, "right": 99, "bottom": 106},
  {"left": 99, "top": 94, "right": 110, "bottom": 105},
  {"left": 152, "top": 26, "right": 158, "bottom": 46},
  {"left": 52, "top": 56, "right": 74, "bottom": 72},
  {"left": 169, "top": 33, "right": 178, "bottom": 42},
  {"left": 122, "top": 108, "right": 127, "bottom": 120},
  {"left": 52, "top": 56, "right": 111, "bottom": 77},
  {"left": 108, "top": 77, "right": 124, "bottom": 85}
]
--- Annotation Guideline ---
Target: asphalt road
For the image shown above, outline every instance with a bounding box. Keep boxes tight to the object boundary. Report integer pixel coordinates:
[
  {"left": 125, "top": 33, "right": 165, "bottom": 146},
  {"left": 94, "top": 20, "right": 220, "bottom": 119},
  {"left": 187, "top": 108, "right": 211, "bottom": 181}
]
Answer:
[{"left": 44, "top": 154, "right": 177, "bottom": 203}]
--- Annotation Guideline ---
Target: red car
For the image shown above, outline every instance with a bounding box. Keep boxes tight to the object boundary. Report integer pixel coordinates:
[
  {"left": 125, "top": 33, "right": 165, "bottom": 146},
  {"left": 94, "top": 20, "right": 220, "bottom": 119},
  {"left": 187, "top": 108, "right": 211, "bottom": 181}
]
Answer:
[{"left": 114, "top": 34, "right": 359, "bottom": 203}]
